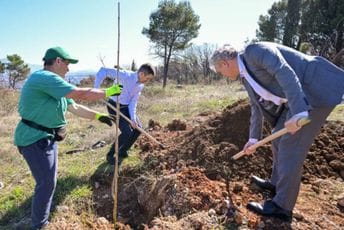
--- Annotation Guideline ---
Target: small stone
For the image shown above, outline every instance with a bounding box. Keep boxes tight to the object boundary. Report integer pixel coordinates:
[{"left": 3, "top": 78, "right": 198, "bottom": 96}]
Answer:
[
  {"left": 233, "top": 183, "right": 243, "bottom": 194},
  {"left": 293, "top": 212, "right": 304, "bottom": 221},
  {"left": 208, "top": 208, "right": 216, "bottom": 216},
  {"left": 337, "top": 197, "right": 344, "bottom": 209},
  {"left": 95, "top": 182, "right": 100, "bottom": 189},
  {"left": 311, "top": 185, "right": 320, "bottom": 194},
  {"left": 0, "top": 182, "right": 4, "bottom": 190},
  {"left": 56, "top": 205, "right": 69, "bottom": 213},
  {"left": 97, "top": 217, "right": 109, "bottom": 224}
]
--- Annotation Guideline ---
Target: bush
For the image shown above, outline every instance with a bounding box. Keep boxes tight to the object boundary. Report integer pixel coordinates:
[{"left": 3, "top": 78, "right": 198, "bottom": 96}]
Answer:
[{"left": 0, "top": 87, "right": 19, "bottom": 116}]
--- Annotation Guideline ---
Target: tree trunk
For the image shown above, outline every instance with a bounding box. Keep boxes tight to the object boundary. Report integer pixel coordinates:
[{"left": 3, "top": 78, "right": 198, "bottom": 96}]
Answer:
[
  {"left": 283, "top": 0, "right": 301, "bottom": 47},
  {"left": 162, "top": 45, "right": 173, "bottom": 88}
]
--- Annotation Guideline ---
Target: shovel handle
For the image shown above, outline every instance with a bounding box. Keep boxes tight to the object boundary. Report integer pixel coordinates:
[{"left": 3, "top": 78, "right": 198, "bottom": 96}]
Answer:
[
  {"left": 232, "top": 118, "right": 310, "bottom": 160},
  {"left": 103, "top": 99, "right": 165, "bottom": 148}
]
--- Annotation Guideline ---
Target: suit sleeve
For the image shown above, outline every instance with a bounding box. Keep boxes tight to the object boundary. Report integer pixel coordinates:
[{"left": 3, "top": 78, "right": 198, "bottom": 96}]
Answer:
[
  {"left": 94, "top": 67, "right": 118, "bottom": 88},
  {"left": 244, "top": 44, "right": 310, "bottom": 115}
]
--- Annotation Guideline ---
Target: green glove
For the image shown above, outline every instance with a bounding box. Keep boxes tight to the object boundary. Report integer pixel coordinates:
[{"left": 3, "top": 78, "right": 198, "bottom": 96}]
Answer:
[
  {"left": 95, "top": 113, "right": 115, "bottom": 126},
  {"left": 105, "top": 84, "right": 123, "bottom": 97}
]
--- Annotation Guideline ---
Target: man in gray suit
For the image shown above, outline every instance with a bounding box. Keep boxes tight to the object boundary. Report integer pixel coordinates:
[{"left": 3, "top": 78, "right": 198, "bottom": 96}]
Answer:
[{"left": 211, "top": 42, "right": 344, "bottom": 221}]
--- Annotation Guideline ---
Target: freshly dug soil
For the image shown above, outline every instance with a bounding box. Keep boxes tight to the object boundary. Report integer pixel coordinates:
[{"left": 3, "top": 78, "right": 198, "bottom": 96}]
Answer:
[{"left": 90, "top": 99, "right": 343, "bottom": 229}]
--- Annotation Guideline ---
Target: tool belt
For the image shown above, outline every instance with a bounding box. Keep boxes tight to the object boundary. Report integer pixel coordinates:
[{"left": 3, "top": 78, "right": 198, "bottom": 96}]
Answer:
[{"left": 21, "top": 119, "right": 67, "bottom": 141}]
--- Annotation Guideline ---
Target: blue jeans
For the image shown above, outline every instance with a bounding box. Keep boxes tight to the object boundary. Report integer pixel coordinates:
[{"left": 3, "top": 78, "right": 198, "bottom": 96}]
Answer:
[
  {"left": 18, "top": 138, "right": 57, "bottom": 229},
  {"left": 106, "top": 99, "right": 141, "bottom": 161}
]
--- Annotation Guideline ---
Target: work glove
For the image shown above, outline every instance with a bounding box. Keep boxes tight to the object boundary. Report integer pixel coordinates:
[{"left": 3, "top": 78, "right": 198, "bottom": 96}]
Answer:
[
  {"left": 105, "top": 84, "right": 123, "bottom": 97},
  {"left": 95, "top": 112, "right": 115, "bottom": 126},
  {"left": 284, "top": 111, "right": 309, "bottom": 134}
]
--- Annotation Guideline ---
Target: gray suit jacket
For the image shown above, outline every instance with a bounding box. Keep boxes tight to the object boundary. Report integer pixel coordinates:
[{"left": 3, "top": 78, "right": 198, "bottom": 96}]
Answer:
[{"left": 239, "top": 42, "right": 344, "bottom": 139}]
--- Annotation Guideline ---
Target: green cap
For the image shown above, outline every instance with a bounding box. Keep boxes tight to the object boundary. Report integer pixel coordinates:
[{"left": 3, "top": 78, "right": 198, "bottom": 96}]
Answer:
[{"left": 43, "top": 47, "right": 78, "bottom": 64}]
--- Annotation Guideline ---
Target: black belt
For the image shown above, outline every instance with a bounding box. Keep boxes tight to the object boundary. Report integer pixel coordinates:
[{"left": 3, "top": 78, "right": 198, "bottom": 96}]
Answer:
[
  {"left": 21, "top": 119, "right": 56, "bottom": 134},
  {"left": 108, "top": 99, "right": 129, "bottom": 108}
]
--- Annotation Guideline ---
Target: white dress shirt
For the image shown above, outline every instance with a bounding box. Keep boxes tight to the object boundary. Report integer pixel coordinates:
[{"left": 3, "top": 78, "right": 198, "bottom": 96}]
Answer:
[
  {"left": 237, "top": 56, "right": 308, "bottom": 143},
  {"left": 237, "top": 56, "right": 288, "bottom": 106},
  {"left": 95, "top": 67, "right": 144, "bottom": 123}
]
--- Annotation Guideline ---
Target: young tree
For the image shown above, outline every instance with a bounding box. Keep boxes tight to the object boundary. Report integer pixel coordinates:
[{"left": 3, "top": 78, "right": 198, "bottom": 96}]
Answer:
[
  {"left": 0, "top": 61, "right": 5, "bottom": 88},
  {"left": 6, "top": 54, "right": 30, "bottom": 89},
  {"left": 0, "top": 61, "right": 4, "bottom": 73},
  {"left": 142, "top": 0, "right": 201, "bottom": 88},
  {"left": 131, "top": 59, "right": 137, "bottom": 71}
]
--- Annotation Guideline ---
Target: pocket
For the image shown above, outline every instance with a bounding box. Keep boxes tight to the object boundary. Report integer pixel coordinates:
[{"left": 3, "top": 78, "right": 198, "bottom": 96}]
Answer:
[{"left": 37, "top": 138, "right": 51, "bottom": 150}]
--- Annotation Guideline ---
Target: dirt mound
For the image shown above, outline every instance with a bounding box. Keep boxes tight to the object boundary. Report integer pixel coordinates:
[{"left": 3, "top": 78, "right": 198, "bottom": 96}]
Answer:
[
  {"left": 91, "top": 100, "right": 344, "bottom": 229},
  {"left": 166, "top": 119, "right": 187, "bottom": 131}
]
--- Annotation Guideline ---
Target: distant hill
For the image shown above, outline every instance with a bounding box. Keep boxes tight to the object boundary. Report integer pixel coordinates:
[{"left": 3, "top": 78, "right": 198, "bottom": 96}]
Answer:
[
  {"left": 29, "top": 64, "right": 42, "bottom": 73},
  {"left": 1, "top": 57, "right": 97, "bottom": 87},
  {"left": 66, "top": 69, "right": 97, "bottom": 85}
]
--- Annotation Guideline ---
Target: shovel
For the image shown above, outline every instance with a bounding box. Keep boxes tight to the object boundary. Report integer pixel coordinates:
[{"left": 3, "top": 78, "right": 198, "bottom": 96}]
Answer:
[
  {"left": 103, "top": 99, "right": 166, "bottom": 149},
  {"left": 232, "top": 118, "right": 310, "bottom": 160}
]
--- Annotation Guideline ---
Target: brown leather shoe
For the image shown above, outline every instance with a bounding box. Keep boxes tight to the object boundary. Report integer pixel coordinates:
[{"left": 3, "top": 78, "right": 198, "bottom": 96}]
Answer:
[
  {"left": 247, "top": 200, "right": 292, "bottom": 222},
  {"left": 252, "top": 175, "right": 276, "bottom": 195}
]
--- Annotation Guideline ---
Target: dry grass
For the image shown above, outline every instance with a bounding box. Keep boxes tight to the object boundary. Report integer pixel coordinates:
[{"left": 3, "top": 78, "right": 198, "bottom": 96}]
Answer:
[{"left": 0, "top": 82, "right": 343, "bottom": 228}]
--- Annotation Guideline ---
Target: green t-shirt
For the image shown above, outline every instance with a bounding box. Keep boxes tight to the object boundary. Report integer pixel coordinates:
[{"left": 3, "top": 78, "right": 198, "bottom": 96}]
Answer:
[{"left": 14, "top": 70, "right": 77, "bottom": 146}]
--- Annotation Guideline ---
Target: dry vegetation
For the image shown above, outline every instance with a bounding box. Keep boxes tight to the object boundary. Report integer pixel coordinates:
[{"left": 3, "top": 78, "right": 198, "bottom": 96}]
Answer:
[{"left": 0, "top": 81, "right": 343, "bottom": 229}]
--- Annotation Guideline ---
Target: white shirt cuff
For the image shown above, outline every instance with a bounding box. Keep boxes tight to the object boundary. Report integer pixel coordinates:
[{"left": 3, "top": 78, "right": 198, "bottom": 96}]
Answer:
[
  {"left": 248, "top": 138, "right": 258, "bottom": 143},
  {"left": 295, "top": 111, "right": 309, "bottom": 117}
]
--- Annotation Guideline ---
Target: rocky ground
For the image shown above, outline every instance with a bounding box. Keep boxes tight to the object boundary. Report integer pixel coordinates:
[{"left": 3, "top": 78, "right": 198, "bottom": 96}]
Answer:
[{"left": 50, "top": 100, "right": 344, "bottom": 229}]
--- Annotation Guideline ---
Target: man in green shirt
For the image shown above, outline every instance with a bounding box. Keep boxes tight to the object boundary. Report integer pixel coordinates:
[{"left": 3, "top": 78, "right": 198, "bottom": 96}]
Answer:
[{"left": 14, "top": 46, "right": 122, "bottom": 230}]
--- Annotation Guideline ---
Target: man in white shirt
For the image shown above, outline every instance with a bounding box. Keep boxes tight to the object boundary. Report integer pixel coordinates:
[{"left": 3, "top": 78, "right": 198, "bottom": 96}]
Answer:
[
  {"left": 211, "top": 42, "right": 344, "bottom": 222},
  {"left": 95, "top": 63, "right": 155, "bottom": 165}
]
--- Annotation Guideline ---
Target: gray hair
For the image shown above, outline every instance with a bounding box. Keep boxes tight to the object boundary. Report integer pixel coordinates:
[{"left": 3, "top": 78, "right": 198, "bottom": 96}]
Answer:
[{"left": 211, "top": 44, "right": 238, "bottom": 64}]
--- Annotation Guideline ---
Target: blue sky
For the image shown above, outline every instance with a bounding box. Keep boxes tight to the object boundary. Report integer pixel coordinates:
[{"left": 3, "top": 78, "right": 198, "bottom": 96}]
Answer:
[{"left": 0, "top": 0, "right": 276, "bottom": 71}]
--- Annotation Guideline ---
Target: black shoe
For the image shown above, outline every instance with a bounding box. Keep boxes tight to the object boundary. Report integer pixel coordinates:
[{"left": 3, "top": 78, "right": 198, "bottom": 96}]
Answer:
[
  {"left": 247, "top": 200, "right": 292, "bottom": 222},
  {"left": 252, "top": 175, "right": 276, "bottom": 195},
  {"left": 106, "top": 153, "right": 115, "bottom": 165}
]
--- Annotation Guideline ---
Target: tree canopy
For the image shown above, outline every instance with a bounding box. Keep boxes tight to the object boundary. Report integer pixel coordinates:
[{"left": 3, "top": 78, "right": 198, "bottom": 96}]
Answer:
[
  {"left": 5, "top": 54, "right": 30, "bottom": 89},
  {"left": 256, "top": 0, "right": 344, "bottom": 67},
  {"left": 142, "top": 0, "right": 201, "bottom": 87}
]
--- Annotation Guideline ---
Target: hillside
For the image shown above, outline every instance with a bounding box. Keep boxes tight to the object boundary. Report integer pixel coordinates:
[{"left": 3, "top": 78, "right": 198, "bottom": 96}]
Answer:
[{"left": 0, "top": 83, "right": 343, "bottom": 229}]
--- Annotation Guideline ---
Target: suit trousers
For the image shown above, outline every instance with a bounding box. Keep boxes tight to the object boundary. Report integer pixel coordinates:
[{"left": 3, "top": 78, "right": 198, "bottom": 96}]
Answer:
[
  {"left": 107, "top": 99, "right": 141, "bottom": 159},
  {"left": 270, "top": 106, "right": 335, "bottom": 211},
  {"left": 18, "top": 138, "right": 57, "bottom": 229}
]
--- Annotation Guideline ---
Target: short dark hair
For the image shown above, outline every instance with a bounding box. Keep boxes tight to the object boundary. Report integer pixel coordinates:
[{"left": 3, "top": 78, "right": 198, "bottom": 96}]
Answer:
[
  {"left": 43, "top": 58, "right": 56, "bottom": 66},
  {"left": 138, "top": 63, "right": 155, "bottom": 76}
]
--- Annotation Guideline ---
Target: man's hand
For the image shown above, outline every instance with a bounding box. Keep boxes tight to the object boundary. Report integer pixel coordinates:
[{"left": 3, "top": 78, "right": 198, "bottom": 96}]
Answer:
[
  {"left": 243, "top": 139, "right": 258, "bottom": 155},
  {"left": 130, "top": 120, "right": 138, "bottom": 130},
  {"left": 95, "top": 112, "right": 115, "bottom": 126},
  {"left": 105, "top": 84, "right": 123, "bottom": 97},
  {"left": 284, "top": 112, "right": 309, "bottom": 134}
]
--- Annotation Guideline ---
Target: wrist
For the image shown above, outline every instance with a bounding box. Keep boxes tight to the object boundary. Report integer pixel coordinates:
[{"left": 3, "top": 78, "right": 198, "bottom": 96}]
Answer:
[
  {"left": 248, "top": 138, "right": 258, "bottom": 143},
  {"left": 104, "top": 88, "right": 112, "bottom": 98},
  {"left": 95, "top": 112, "right": 104, "bottom": 120}
]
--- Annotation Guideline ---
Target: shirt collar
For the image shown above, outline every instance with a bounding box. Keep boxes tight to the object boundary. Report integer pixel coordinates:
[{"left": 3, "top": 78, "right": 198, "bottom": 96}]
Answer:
[{"left": 237, "top": 54, "right": 246, "bottom": 77}]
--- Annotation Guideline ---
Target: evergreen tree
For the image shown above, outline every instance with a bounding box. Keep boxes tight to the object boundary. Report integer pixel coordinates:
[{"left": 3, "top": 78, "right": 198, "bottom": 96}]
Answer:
[
  {"left": 142, "top": 0, "right": 200, "bottom": 87},
  {"left": 6, "top": 54, "right": 30, "bottom": 89}
]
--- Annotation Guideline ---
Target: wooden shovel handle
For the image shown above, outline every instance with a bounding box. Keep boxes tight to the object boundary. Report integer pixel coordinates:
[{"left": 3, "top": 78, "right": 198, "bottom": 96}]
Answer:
[
  {"left": 103, "top": 99, "right": 165, "bottom": 148},
  {"left": 232, "top": 118, "right": 310, "bottom": 160}
]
